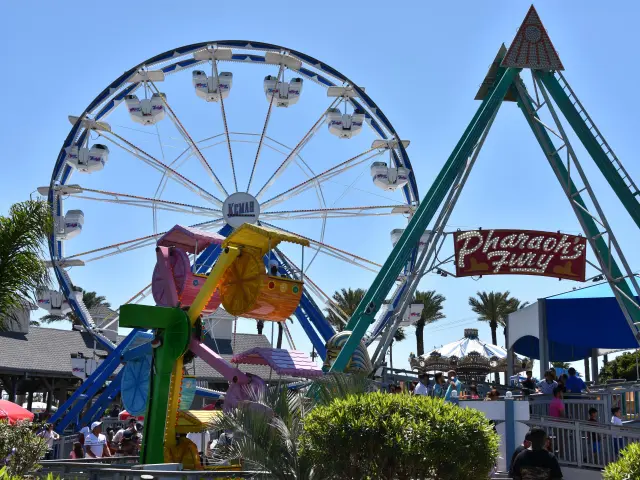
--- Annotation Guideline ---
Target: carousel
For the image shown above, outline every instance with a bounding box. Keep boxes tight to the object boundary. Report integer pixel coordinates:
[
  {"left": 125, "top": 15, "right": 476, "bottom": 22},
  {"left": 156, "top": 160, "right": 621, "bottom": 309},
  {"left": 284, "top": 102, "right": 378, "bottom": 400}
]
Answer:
[{"left": 409, "top": 329, "right": 532, "bottom": 384}]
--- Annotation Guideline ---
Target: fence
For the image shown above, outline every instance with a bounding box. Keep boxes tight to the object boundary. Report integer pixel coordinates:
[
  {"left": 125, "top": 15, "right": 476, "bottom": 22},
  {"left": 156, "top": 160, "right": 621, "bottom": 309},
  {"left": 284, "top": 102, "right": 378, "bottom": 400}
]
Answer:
[
  {"left": 35, "top": 458, "right": 258, "bottom": 480},
  {"left": 529, "top": 395, "right": 610, "bottom": 422},
  {"left": 527, "top": 415, "right": 640, "bottom": 469},
  {"left": 529, "top": 385, "right": 640, "bottom": 423}
]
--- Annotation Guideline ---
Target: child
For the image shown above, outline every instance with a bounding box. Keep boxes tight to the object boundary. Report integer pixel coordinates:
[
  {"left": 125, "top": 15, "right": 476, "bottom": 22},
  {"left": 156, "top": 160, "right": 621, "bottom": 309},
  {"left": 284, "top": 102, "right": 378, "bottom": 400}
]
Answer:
[
  {"left": 611, "top": 407, "right": 623, "bottom": 456},
  {"left": 69, "top": 442, "right": 84, "bottom": 459},
  {"left": 549, "top": 387, "right": 565, "bottom": 418},
  {"left": 588, "top": 407, "right": 598, "bottom": 422}
]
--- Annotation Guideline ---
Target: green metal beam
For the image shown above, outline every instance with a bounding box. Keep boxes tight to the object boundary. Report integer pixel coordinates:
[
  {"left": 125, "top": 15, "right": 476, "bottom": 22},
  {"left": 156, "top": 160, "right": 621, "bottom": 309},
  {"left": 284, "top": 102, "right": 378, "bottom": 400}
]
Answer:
[
  {"left": 514, "top": 78, "right": 640, "bottom": 333},
  {"left": 329, "top": 66, "right": 521, "bottom": 373},
  {"left": 537, "top": 71, "right": 640, "bottom": 229},
  {"left": 119, "top": 304, "right": 191, "bottom": 464}
]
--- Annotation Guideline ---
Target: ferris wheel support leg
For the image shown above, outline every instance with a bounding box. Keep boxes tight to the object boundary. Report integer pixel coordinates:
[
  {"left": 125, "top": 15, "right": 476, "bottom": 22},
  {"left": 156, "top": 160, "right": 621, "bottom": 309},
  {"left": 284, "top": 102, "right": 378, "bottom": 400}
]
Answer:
[
  {"left": 50, "top": 330, "right": 139, "bottom": 433},
  {"left": 328, "top": 66, "right": 520, "bottom": 373},
  {"left": 537, "top": 71, "right": 640, "bottom": 228},
  {"left": 514, "top": 78, "right": 640, "bottom": 342},
  {"left": 79, "top": 369, "right": 124, "bottom": 427}
]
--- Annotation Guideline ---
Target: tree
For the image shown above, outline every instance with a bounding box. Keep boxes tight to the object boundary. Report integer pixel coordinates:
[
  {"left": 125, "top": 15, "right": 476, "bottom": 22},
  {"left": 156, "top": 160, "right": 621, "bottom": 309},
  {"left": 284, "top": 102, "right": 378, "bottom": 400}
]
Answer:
[
  {"left": 0, "top": 199, "right": 53, "bottom": 330},
  {"left": 209, "top": 374, "right": 374, "bottom": 479},
  {"left": 413, "top": 290, "right": 446, "bottom": 356},
  {"left": 301, "top": 393, "right": 500, "bottom": 480},
  {"left": 388, "top": 326, "right": 406, "bottom": 371},
  {"left": 599, "top": 351, "right": 640, "bottom": 382},
  {"left": 603, "top": 442, "right": 640, "bottom": 480},
  {"left": 0, "top": 420, "right": 48, "bottom": 477},
  {"left": 469, "top": 291, "right": 523, "bottom": 382},
  {"left": 551, "top": 361, "right": 571, "bottom": 370},
  {"left": 326, "top": 287, "right": 366, "bottom": 331},
  {"left": 40, "top": 288, "right": 110, "bottom": 327}
]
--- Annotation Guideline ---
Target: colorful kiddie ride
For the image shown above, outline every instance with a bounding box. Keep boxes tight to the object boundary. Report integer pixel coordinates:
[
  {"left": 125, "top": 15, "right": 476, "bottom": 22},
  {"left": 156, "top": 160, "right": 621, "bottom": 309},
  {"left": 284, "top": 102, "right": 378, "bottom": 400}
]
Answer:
[{"left": 120, "top": 223, "right": 322, "bottom": 467}]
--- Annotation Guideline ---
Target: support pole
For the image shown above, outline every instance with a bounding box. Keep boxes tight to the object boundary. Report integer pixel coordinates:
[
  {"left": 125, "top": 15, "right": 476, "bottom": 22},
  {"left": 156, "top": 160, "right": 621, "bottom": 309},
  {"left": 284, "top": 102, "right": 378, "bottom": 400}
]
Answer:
[
  {"left": 591, "top": 352, "right": 599, "bottom": 385},
  {"left": 584, "top": 356, "right": 591, "bottom": 383},
  {"left": 538, "top": 298, "right": 549, "bottom": 379}
]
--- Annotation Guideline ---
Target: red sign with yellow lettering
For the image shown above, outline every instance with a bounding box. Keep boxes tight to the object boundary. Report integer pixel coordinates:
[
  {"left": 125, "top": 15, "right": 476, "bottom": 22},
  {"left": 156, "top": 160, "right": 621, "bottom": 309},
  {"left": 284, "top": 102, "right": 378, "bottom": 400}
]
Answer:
[{"left": 454, "top": 229, "right": 587, "bottom": 281}]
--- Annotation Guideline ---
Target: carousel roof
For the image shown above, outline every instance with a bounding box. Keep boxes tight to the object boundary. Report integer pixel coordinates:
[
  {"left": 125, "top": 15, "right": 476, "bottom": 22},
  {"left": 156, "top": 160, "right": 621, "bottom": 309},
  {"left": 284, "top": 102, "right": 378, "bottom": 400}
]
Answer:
[
  {"left": 436, "top": 330, "right": 506, "bottom": 359},
  {"left": 410, "top": 329, "right": 532, "bottom": 374}
]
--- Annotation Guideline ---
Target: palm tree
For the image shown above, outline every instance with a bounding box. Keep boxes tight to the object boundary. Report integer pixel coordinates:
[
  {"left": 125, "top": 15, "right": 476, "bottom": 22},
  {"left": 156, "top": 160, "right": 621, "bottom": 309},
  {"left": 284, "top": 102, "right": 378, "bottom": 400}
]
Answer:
[
  {"left": 0, "top": 199, "right": 53, "bottom": 330},
  {"left": 551, "top": 361, "right": 571, "bottom": 370},
  {"left": 326, "top": 287, "right": 366, "bottom": 331},
  {"left": 40, "top": 288, "right": 110, "bottom": 326},
  {"left": 413, "top": 290, "right": 446, "bottom": 356},
  {"left": 209, "top": 374, "right": 373, "bottom": 479},
  {"left": 469, "top": 291, "right": 518, "bottom": 383},
  {"left": 388, "top": 326, "right": 406, "bottom": 371}
]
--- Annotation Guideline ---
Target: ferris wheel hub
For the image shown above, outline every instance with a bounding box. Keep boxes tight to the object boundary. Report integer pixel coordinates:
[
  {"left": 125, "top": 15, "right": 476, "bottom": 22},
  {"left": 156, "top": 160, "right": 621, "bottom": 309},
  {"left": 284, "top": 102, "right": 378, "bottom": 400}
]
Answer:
[{"left": 222, "top": 192, "right": 260, "bottom": 228}]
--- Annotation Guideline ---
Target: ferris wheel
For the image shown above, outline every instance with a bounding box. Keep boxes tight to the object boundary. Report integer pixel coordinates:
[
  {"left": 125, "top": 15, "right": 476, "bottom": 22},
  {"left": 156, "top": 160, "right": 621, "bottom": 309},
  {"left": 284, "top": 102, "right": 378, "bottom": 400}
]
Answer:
[{"left": 40, "top": 41, "right": 421, "bottom": 353}]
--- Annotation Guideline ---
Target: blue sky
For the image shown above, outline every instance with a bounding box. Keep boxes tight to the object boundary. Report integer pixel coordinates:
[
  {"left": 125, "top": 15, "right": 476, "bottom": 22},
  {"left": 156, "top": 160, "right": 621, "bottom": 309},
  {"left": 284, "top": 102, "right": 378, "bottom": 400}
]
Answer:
[{"left": 2, "top": 1, "right": 640, "bottom": 376}]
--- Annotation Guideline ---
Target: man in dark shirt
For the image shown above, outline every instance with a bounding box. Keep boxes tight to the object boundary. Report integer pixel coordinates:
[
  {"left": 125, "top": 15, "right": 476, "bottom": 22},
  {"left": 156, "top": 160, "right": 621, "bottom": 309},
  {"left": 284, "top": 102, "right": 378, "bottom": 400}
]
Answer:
[
  {"left": 509, "top": 432, "right": 532, "bottom": 476},
  {"left": 521, "top": 370, "right": 537, "bottom": 395},
  {"left": 512, "top": 427, "right": 563, "bottom": 480}
]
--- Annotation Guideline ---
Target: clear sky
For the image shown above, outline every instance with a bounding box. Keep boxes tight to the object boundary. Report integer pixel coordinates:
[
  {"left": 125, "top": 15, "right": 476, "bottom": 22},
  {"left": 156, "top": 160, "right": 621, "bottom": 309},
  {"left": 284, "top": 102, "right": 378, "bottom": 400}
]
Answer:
[{"left": 2, "top": 1, "right": 639, "bottom": 377}]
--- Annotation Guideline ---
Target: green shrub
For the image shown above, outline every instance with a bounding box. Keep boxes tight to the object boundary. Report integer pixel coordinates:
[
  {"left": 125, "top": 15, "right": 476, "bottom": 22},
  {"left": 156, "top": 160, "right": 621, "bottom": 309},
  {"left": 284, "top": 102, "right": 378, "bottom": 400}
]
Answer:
[
  {"left": 603, "top": 442, "right": 640, "bottom": 480},
  {"left": 0, "top": 466, "right": 61, "bottom": 479},
  {"left": 300, "top": 392, "right": 499, "bottom": 480},
  {"left": 0, "top": 420, "right": 48, "bottom": 477}
]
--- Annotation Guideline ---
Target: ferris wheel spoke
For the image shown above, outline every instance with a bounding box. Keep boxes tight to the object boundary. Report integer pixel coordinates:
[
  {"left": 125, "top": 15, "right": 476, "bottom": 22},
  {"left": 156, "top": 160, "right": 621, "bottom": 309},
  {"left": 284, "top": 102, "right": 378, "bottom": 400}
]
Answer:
[
  {"left": 261, "top": 204, "right": 414, "bottom": 221},
  {"left": 261, "top": 221, "right": 381, "bottom": 273},
  {"left": 260, "top": 148, "right": 382, "bottom": 210},
  {"left": 277, "top": 249, "right": 349, "bottom": 325},
  {"left": 246, "top": 65, "right": 284, "bottom": 193},
  {"left": 61, "top": 186, "right": 222, "bottom": 217},
  {"left": 65, "top": 218, "right": 224, "bottom": 263},
  {"left": 147, "top": 80, "right": 229, "bottom": 198},
  {"left": 254, "top": 98, "right": 340, "bottom": 201},
  {"left": 212, "top": 59, "right": 238, "bottom": 192},
  {"left": 99, "top": 283, "right": 153, "bottom": 331},
  {"left": 99, "top": 130, "right": 223, "bottom": 207}
]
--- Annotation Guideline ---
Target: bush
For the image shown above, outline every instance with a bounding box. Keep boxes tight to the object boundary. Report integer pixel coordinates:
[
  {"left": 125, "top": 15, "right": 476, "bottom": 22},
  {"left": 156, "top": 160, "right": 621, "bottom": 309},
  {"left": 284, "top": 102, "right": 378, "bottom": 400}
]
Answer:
[
  {"left": 0, "top": 421, "right": 48, "bottom": 477},
  {"left": 300, "top": 392, "right": 499, "bottom": 480},
  {"left": 603, "top": 442, "right": 640, "bottom": 480}
]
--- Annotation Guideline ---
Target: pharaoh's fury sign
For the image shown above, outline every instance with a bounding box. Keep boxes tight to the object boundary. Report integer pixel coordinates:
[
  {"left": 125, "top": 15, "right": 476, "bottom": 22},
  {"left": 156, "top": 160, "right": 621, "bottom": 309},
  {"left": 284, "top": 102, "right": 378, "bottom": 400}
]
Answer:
[{"left": 454, "top": 229, "right": 587, "bottom": 281}]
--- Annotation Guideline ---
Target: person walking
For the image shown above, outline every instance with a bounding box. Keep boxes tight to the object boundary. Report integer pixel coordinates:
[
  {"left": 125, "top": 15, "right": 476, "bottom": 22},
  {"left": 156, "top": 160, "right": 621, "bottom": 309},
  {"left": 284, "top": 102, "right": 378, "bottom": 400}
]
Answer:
[
  {"left": 511, "top": 427, "right": 563, "bottom": 479},
  {"left": 509, "top": 432, "right": 532, "bottom": 477}
]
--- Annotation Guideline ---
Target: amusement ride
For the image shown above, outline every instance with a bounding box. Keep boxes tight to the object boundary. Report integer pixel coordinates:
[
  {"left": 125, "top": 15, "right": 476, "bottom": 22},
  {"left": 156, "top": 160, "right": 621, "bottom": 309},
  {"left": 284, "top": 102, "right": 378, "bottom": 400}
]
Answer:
[{"left": 39, "top": 6, "right": 640, "bottom": 470}]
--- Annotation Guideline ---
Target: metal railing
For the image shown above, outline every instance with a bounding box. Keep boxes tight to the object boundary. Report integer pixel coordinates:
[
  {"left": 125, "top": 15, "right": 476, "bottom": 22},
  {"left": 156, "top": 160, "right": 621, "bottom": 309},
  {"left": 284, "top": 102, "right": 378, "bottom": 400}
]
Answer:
[
  {"left": 527, "top": 415, "right": 640, "bottom": 469},
  {"left": 529, "top": 394, "right": 610, "bottom": 422},
  {"left": 35, "top": 459, "right": 258, "bottom": 479},
  {"left": 528, "top": 386, "right": 640, "bottom": 423}
]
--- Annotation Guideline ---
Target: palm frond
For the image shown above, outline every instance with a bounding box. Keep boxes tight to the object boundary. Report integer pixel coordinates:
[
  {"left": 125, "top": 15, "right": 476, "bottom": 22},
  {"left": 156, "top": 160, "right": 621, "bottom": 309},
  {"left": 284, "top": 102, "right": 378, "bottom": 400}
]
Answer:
[{"left": 0, "top": 199, "right": 53, "bottom": 329}]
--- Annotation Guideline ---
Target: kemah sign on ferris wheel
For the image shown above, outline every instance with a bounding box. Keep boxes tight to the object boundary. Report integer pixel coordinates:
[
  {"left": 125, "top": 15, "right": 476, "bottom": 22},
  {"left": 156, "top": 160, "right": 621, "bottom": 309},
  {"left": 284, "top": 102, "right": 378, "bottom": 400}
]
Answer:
[{"left": 454, "top": 229, "right": 587, "bottom": 281}]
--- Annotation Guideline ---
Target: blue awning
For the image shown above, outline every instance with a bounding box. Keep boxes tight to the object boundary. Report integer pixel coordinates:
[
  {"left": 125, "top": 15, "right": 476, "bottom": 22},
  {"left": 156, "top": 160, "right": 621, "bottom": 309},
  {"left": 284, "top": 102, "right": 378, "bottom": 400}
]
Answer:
[{"left": 512, "top": 281, "right": 639, "bottom": 361}]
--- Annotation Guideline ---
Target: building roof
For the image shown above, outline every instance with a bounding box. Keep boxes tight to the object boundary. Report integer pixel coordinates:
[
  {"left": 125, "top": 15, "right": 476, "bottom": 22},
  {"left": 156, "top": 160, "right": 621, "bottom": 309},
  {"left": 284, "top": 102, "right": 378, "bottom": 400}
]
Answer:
[{"left": 0, "top": 326, "right": 297, "bottom": 383}]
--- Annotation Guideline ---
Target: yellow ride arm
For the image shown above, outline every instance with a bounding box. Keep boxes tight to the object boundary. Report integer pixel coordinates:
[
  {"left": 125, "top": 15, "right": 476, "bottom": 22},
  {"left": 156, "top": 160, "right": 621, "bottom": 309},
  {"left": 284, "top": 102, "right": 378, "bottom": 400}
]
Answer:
[{"left": 164, "top": 246, "right": 241, "bottom": 459}]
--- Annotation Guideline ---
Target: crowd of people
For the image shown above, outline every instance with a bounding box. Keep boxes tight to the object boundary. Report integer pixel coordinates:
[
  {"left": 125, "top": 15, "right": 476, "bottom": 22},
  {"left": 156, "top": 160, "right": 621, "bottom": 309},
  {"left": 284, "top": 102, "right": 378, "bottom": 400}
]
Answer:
[
  {"left": 397, "top": 369, "right": 501, "bottom": 401},
  {"left": 68, "top": 418, "right": 143, "bottom": 460}
]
